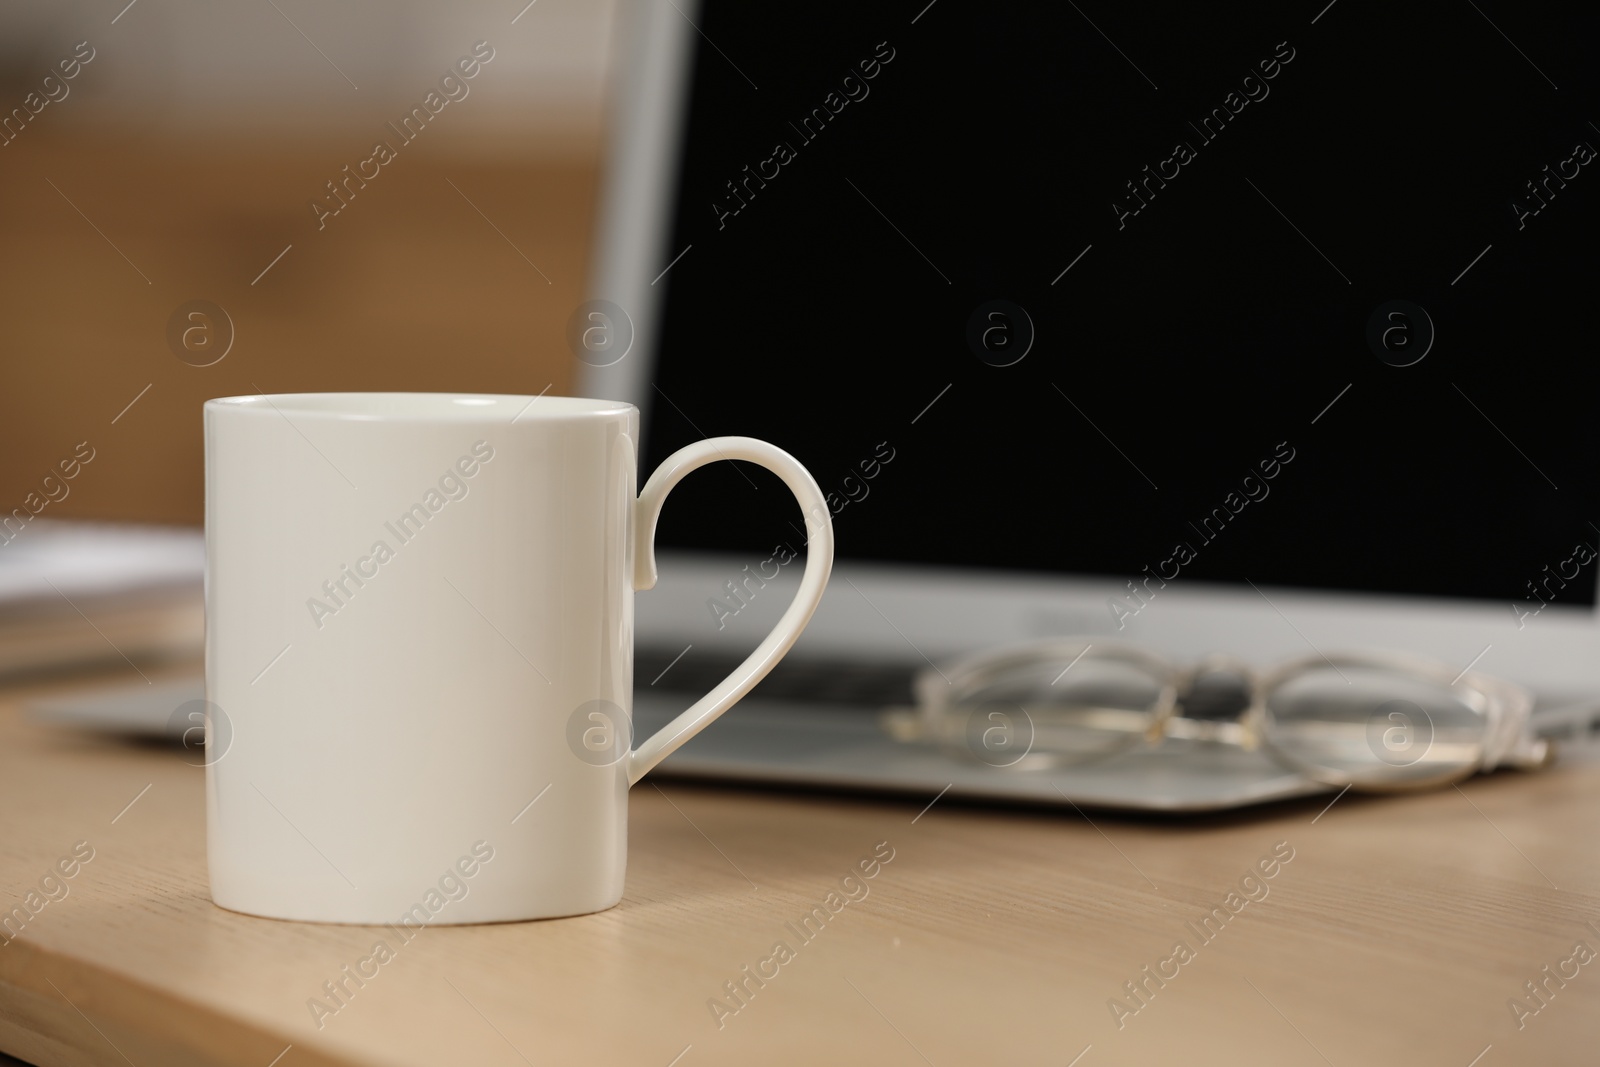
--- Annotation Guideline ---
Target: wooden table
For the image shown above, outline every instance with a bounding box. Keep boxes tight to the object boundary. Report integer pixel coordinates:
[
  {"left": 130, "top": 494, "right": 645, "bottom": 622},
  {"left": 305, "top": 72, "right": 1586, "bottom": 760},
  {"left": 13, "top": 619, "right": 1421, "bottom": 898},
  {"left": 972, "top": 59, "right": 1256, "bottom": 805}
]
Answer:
[{"left": 2, "top": 661, "right": 1597, "bottom": 1066}]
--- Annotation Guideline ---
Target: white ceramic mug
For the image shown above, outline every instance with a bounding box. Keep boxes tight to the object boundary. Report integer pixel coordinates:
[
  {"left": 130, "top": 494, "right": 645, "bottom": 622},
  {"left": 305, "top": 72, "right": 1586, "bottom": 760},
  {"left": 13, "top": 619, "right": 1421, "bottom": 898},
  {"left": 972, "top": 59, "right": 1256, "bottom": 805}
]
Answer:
[{"left": 203, "top": 393, "right": 833, "bottom": 923}]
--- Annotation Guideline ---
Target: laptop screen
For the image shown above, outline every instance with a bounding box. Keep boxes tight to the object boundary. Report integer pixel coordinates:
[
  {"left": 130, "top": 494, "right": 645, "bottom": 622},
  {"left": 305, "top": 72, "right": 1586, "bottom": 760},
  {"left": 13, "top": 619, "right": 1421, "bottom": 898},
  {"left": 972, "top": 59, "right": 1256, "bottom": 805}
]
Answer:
[{"left": 641, "top": 0, "right": 1599, "bottom": 618}]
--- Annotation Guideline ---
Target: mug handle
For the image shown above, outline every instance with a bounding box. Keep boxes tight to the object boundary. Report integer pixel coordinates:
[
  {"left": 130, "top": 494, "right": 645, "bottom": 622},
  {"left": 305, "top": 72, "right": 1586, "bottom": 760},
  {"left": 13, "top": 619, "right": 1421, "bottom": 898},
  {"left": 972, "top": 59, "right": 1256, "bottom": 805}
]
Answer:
[{"left": 627, "top": 436, "right": 835, "bottom": 785}]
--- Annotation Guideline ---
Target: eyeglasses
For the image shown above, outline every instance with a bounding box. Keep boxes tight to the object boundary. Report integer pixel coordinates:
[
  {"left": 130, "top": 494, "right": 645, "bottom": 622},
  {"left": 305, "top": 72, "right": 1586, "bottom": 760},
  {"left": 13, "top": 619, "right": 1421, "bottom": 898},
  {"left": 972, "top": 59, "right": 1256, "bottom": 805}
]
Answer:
[{"left": 885, "top": 640, "right": 1550, "bottom": 792}]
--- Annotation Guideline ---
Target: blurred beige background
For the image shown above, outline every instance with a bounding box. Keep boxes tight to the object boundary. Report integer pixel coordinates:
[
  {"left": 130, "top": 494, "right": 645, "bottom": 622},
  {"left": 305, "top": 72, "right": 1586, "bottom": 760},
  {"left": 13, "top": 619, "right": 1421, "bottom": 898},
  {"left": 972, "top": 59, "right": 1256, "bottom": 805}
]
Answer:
[{"left": 0, "top": 0, "right": 616, "bottom": 525}]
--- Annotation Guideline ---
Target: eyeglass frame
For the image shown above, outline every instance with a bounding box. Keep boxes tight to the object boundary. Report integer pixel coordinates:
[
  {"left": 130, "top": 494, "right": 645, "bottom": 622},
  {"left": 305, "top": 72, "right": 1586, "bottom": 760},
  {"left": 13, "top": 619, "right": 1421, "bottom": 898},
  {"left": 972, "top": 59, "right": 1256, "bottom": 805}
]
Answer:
[{"left": 903, "top": 639, "right": 1547, "bottom": 792}]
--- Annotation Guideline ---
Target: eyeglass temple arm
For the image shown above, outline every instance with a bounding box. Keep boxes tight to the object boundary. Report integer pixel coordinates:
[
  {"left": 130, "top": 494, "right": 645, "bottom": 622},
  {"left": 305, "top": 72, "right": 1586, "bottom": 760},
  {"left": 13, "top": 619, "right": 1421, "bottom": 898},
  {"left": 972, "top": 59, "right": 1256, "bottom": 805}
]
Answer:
[{"left": 1506, "top": 699, "right": 1600, "bottom": 769}]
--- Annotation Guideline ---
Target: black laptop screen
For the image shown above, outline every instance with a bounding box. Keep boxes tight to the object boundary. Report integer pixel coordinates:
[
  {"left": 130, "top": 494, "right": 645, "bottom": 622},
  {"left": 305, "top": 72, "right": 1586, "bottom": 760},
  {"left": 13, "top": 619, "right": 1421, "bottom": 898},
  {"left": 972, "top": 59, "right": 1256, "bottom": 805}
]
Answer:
[{"left": 641, "top": 0, "right": 1600, "bottom": 617}]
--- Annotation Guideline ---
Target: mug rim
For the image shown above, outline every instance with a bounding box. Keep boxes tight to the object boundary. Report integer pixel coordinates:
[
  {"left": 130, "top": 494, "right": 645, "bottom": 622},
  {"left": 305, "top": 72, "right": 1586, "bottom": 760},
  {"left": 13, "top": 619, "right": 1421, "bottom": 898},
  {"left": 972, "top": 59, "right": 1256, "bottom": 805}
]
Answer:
[{"left": 205, "top": 392, "right": 634, "bottom": 423}]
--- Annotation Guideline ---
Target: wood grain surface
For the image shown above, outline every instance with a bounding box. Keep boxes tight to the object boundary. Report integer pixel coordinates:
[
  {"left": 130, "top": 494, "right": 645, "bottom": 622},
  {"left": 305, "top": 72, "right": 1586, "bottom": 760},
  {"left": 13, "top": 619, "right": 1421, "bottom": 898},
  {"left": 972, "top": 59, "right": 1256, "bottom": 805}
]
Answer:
[{"left": 1, "top": 661, "right": 1597, "bottom": 1066}]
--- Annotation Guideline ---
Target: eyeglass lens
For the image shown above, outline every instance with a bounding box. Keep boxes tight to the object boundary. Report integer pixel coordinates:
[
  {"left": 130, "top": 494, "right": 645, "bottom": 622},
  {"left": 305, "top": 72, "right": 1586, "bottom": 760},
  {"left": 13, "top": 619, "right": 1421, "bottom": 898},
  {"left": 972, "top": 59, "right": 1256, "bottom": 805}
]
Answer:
[
  {"left": 953, "top": 656, "right": 1165, "bottom": 765},
  {"left": 1263, "top": 664, "right": 1486, "bottom": 786}
]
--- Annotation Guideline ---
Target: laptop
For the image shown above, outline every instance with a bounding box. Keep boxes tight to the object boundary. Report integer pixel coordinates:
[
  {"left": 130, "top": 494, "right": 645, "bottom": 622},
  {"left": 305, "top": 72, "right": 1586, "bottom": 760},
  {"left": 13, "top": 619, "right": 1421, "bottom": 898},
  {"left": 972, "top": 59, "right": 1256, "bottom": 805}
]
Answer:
[
  {"left": 572, "top": 0, "right": 1600, "bottom": 807},
  {"left": 31, "top": 1, "right": 1600, "bottom": 810}
]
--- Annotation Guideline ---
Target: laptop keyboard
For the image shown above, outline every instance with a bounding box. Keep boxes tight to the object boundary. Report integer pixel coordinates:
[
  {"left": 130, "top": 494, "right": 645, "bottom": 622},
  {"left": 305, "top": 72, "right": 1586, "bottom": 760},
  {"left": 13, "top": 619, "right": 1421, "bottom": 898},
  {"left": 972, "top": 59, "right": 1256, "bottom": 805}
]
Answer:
[
  {"left": 634, "top": 650, "right": 1600, "bottom": 744},
  {"left": 635, "top": 648, "right": 918, "bottom": 708}
]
